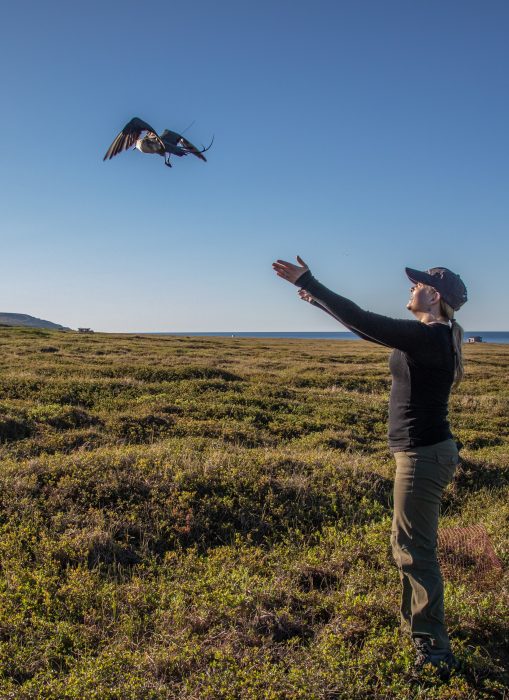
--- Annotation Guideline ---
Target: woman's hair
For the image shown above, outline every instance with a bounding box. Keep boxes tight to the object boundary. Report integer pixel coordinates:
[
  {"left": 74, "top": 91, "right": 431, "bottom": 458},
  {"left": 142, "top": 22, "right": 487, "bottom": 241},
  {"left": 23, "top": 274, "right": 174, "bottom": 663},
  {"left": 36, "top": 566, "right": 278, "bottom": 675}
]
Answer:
[{"left": 440, "top": 299, "right": 464, "bottom": 386}]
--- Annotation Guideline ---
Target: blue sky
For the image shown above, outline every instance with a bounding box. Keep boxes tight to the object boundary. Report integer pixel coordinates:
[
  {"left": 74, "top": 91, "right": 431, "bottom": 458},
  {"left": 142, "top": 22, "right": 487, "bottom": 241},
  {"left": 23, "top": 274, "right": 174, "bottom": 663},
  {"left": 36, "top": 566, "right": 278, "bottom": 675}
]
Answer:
[{"left": 1, "top": 0, "right": 508, "bottom": 331}]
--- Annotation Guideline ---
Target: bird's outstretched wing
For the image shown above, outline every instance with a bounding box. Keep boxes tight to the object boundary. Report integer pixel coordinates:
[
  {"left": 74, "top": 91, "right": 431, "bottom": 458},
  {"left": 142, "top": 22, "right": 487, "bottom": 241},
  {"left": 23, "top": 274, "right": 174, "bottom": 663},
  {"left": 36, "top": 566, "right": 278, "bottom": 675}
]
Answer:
[
  {"left": 160, "top": 129, "right": 181, "bottom": 146},
  {"left": 161, "top": 129, "right": 213, "bottom": 161},
  {"left": 103, "top": 117, "right": 164, "bottom": 160}
]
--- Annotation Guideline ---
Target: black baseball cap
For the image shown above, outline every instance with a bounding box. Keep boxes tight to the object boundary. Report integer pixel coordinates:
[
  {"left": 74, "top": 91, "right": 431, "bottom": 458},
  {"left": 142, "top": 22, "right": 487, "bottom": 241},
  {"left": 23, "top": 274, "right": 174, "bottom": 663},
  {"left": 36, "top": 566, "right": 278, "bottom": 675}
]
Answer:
[{"left": 405, "top": 267, "right": 468, "bottom": 311}]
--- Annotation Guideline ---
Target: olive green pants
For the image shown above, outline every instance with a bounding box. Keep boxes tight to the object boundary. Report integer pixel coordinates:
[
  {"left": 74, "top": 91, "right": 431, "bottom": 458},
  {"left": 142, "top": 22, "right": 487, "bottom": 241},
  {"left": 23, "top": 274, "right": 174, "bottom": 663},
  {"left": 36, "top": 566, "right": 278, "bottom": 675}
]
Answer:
[{"left": 391, "top": 439, "right": 459, "bottom": 650}]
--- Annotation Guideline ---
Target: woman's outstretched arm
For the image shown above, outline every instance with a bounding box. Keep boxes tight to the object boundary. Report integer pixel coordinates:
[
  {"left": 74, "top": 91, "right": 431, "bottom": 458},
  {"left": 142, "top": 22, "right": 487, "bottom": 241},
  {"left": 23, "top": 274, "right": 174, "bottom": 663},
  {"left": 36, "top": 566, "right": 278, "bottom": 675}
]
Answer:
[
  {"left": 297, "top": 289, "right": 386, "bottom": 346},
  {"left": 273, "top": 257, "right": 428, "bottom": 352}
]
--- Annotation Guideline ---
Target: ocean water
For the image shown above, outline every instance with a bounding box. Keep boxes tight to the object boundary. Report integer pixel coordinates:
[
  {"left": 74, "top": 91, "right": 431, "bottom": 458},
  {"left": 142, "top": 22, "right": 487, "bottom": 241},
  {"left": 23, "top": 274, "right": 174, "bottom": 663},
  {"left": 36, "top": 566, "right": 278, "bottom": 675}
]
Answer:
[{"left": 151, "top": 331, "right": 509, "bottom": 344}]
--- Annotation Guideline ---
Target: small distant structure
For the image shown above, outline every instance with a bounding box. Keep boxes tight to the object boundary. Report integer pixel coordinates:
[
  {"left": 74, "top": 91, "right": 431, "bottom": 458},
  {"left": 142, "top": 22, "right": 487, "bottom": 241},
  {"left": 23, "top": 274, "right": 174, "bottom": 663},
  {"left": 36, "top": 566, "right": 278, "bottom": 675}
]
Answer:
[
  {"left": 467, "top": 336, "right": 483, "bottom": 343},
  {"left": 78, "top": 328, "right": 94, "bottom": 334}
]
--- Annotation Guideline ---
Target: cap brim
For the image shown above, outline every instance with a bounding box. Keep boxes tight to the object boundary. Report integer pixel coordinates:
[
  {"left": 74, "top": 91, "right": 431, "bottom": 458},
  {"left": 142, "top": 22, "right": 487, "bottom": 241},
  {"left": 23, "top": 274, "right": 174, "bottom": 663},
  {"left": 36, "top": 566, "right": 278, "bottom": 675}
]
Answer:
[{"left": 405, "top": 267, "right": 436, "bottom": 287}]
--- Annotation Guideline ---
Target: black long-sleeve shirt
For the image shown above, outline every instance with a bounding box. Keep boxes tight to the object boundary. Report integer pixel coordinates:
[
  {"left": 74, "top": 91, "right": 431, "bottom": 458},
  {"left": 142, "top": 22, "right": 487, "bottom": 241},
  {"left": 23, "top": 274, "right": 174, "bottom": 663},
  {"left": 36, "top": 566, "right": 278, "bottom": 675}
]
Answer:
[{"left": 297, "top": 270, "right": 455, "bottom": 451}]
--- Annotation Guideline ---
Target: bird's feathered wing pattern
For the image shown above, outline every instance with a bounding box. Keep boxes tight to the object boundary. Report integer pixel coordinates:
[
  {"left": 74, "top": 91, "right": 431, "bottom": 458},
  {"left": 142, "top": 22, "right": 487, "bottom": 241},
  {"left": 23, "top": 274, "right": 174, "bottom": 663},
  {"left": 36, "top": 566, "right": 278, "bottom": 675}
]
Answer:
[
  {"left": 160, "top": 129, "right": 210, "bottom": 161},
  {"left": 103, "top": 117, "right": 165, "bottom": 160},
  {"left": 160, "top": 129, "right": 181, "bottom": 146}
]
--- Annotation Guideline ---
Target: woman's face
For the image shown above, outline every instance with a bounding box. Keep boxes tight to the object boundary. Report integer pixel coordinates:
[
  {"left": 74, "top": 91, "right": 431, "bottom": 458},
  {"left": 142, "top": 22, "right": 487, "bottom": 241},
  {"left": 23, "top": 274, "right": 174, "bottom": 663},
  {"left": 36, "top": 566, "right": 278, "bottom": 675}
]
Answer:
[{"left": 406, "top": 283, "right": 437, "bottom": 313}]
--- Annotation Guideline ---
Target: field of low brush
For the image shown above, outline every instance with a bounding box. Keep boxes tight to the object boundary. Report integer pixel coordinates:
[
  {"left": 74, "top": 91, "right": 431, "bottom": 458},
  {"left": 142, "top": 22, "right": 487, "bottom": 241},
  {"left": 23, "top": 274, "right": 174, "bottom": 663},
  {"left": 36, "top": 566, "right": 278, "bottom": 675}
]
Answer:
[{"left": 0, "top": 327, "right": 508, "bottom": 699}]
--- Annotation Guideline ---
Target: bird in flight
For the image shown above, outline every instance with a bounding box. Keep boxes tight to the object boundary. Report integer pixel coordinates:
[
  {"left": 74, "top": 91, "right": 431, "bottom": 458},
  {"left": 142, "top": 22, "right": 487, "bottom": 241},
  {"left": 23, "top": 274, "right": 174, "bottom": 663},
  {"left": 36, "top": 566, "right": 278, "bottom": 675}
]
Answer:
[{"left": 103, "top": 117, "right": 213, "bottom": 168}]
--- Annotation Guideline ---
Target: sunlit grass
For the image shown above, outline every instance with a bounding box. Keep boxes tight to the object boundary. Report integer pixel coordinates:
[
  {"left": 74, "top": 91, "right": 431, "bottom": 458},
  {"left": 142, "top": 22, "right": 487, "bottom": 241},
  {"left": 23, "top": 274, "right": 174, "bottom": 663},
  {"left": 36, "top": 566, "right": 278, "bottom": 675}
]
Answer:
[{"left": 0, "top": 327, "right": 508, "bottom": 698}]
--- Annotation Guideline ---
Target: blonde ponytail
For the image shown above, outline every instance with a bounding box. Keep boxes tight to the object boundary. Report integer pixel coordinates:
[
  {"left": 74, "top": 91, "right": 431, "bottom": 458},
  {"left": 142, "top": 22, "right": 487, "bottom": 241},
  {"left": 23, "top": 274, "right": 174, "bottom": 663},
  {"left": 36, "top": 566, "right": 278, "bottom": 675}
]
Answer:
[{"left": 440, "top": 300, "right": 464, "bottom": 386}]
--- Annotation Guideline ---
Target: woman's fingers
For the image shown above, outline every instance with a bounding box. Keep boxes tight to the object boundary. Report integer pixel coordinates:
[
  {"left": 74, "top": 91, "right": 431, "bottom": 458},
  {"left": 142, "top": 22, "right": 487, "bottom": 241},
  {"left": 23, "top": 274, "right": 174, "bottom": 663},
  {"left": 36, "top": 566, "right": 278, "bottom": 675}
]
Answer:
[
  {"left": 272, "top": 261, "right": 299, "bottom": 281},
  {"left": 273, "top": 257, "right": 308, "bottom": 271},
  {"left": 272, "top": 262, "right": 293, "bottom": 279},
  {"left": 273, "top": 259, "right": 298, "bottom": 271},
  {"left": 298, "top": 290, "right": 313, "bottom": 303},
  {"left": 272, "top": 256, "right": 310, "bottom": 284}
]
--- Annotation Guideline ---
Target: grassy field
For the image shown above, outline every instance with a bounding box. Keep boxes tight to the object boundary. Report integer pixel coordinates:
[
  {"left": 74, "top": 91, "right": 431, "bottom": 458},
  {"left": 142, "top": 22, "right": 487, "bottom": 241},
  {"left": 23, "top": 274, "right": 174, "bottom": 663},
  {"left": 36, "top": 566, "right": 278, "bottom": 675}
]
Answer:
[{"left": 0, "top": 327, "right": 508, "bottom": 699}]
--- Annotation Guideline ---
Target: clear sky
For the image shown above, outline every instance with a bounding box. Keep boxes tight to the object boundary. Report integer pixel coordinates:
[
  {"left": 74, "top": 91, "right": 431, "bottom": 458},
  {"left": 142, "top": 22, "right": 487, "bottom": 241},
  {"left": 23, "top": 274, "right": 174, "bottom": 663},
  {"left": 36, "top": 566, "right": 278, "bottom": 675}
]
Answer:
[{"left": 1, "top": 0, "right": 508, "bottom": 331}]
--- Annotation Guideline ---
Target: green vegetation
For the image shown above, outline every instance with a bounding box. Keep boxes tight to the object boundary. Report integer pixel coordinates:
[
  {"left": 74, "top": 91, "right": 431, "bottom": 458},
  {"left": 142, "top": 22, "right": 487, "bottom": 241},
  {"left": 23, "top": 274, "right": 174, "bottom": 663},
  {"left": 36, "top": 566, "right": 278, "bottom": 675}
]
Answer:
[
  {"left": 0, "top": 314, "right": 70, "bottom": 330},
  {"left": 0, "top": 327, "right": 507, "bottom": 699}
]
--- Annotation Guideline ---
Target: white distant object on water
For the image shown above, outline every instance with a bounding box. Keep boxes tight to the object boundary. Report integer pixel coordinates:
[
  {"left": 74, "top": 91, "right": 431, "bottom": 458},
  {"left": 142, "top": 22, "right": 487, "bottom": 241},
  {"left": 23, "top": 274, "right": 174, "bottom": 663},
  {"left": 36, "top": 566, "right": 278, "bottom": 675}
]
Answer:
[{"left": 103, "top": 117, "right": 213, "bottom": 168}]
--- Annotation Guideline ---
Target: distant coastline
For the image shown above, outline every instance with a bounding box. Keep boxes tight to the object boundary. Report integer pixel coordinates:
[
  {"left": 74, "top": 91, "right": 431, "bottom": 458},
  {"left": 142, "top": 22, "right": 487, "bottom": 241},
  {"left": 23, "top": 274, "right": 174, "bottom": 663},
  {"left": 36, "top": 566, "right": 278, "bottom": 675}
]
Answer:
[{"left": 145, "top": 331, "right": 509, "bottom": 344}]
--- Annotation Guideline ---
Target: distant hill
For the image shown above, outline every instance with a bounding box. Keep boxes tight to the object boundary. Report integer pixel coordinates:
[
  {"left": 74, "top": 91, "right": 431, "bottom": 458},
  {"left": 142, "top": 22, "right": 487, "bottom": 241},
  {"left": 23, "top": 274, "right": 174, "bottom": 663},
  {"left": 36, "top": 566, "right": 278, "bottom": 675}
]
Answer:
[{"left": 0, "top": 313, "right": 71, "bottom": 331}]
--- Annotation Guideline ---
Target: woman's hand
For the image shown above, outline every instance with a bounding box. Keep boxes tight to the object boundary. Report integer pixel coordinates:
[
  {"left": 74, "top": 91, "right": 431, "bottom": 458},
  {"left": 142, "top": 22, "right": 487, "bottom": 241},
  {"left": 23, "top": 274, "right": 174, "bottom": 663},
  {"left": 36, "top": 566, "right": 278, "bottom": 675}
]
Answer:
[
  {"left": 298, "top": 289, "right": 315, "bottom": 304},
  {"left": 272, "top": 256, "right": 309, "bottom": 285}
]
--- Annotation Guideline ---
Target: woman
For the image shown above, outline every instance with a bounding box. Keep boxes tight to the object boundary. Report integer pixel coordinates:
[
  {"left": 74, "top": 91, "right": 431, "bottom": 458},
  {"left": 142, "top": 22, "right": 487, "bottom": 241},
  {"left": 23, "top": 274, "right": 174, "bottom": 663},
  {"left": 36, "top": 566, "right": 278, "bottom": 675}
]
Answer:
[{"left": 272, "top": 256, "right": 467, "bottom": 678}]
